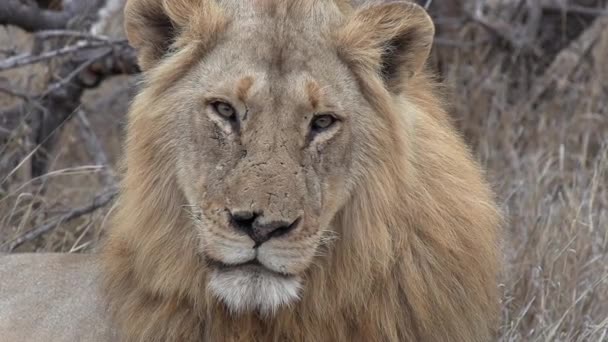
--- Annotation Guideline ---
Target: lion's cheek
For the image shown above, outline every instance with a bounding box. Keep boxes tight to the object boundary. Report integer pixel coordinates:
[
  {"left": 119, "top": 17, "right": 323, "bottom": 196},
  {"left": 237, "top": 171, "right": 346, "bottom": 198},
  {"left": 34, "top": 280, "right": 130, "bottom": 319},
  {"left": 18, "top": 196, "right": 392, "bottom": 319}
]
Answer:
[{"left": 198, "top": 223, "right": 255, "bottom": 265}]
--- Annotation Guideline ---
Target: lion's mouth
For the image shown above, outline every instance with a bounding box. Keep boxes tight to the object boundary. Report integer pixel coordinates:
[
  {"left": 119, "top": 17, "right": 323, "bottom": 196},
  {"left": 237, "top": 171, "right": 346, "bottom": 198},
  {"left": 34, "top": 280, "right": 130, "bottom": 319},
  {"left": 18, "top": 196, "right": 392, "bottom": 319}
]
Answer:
[
  {"left": 205, "top": 256, "right": 304, "bottom": 314},
  {"left": 205, "top": 257, "right": 294, "bottom": 278}
]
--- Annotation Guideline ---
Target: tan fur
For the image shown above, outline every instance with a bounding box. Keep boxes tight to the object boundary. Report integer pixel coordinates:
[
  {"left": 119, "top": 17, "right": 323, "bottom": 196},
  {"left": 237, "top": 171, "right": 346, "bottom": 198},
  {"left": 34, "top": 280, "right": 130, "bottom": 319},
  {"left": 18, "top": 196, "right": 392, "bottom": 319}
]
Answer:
[
  {"left": 0, "top": 253, "right": 117, "bottom": 341},
  {"left": 99, "top": 1, "right": 502, "bottom": 341}
]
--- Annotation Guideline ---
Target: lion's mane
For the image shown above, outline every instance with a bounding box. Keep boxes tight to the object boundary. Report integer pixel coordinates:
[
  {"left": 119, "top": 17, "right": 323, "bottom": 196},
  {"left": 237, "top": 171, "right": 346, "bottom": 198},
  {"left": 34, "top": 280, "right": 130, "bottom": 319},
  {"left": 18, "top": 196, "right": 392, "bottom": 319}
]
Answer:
[{"left": 102, "top": 1, "right": 501, "bottom": 341}]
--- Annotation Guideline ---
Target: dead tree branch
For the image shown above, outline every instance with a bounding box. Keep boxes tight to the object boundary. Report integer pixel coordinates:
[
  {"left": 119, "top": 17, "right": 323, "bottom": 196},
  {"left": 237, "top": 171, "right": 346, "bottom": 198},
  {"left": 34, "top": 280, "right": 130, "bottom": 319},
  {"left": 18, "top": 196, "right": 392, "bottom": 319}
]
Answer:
[
  {"left": 0, "top": 0, "right": 125, "bottom": 179},
  {"left": 0, "top": 0, "right": 107, "bottom": 32},
  {"left": 0, "top": 0, "right": 72, "bottom": 32},
  {"left": 540, "top": 0, "right": 608, "bottom": 16},
  {"left": 77, "top": 110, "right": 116, "bottom": 187},
  {"left": 510, "top": 8, "right": 608, "bottom": 112},
  {"left": 0, "top": 42, "right": 138, "bottom": 177},
  {"left": 0, "top": 40, "right": 126, "bottom": 71},
  {"left": 34, "top": 29, "right": 113, "bottom": 42}
]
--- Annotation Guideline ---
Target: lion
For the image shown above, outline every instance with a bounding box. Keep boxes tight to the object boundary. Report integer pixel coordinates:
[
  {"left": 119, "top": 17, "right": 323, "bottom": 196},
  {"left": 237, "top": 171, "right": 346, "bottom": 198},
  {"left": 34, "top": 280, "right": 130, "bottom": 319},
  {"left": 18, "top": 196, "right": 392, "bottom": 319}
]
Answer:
[{"left": 0, "top": 0, "right": 502, "bottom": 341}]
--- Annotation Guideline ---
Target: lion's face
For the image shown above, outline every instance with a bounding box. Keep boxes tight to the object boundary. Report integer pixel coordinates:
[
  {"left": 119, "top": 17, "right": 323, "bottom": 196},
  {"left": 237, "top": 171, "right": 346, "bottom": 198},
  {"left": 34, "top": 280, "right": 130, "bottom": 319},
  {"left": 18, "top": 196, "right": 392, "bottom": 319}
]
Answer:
[
  {"left": 124, "top": 0, "right": 434, "bottom": 315},
  {"left": 168, "top": 8, "right": 365, "bottom": 315}
]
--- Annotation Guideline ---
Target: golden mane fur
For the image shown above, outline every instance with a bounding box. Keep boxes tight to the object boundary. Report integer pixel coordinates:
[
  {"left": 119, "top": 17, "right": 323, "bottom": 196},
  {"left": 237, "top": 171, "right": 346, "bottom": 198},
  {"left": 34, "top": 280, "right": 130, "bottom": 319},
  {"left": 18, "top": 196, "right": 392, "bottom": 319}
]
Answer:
[{"left": 102, "top": 0, "right": 502, "bottom": 341}]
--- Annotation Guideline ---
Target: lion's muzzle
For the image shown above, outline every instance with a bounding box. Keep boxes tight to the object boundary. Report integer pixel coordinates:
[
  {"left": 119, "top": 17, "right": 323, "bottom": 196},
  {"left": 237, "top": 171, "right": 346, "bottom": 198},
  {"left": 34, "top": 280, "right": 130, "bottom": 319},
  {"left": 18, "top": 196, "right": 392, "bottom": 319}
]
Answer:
[{"left": 228, "top": 209, "right": 301, "bottom": 246}]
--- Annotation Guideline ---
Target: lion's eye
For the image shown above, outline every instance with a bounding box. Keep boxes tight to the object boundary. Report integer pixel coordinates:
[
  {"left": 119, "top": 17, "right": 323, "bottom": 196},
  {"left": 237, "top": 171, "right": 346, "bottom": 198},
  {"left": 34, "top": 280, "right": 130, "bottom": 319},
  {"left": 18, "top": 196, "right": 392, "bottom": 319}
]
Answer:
[
  {"left": 311, "top": 114, "right": 336, "bottom": 132},
  {"left": 211, "top": 101, "right": 236, "bottom": 120}
]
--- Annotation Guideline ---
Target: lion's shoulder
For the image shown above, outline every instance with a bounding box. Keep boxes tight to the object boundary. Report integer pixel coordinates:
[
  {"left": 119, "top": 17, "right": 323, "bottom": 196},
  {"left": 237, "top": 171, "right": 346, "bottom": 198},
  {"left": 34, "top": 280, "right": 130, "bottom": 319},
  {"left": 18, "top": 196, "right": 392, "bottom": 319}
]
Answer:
[{"left": 0, "top": 253, "right": 117, "bottom": 342}]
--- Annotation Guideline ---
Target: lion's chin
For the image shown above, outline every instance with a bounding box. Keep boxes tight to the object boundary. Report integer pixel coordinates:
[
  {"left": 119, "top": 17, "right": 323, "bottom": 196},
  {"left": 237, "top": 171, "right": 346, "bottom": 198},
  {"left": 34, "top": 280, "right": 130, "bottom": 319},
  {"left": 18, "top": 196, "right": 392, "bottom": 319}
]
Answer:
[{"left": 207, "top": 265, "right": 302, "bottom": 316}]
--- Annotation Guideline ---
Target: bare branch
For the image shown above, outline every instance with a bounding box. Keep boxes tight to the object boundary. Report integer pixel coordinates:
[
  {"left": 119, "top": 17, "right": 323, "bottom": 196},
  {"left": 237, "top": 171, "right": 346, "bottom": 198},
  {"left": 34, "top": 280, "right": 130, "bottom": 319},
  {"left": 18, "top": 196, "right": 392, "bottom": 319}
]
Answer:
[
  {"left": 0, "top": 42, "right": 138, "bottom": 177},
  {"left": 434, "top": 37, "right": 492, "bottom": 48},
  {"left": 0, "top": 83, "right": 31, "bottom": 101},
  {"left": 540, "top": 0, "right": 608, "bottom": 16},
  {"left": 34, "top": 29, "right": 112, "bottom": 42},
  {"left": 76, "top": 110, "right": 116, "bottom": 187},
  {"left": 0, "top": 40, "right": 127, "bottom": 71},
  {"left": 41, "top": 49, "right": 113, "bottom": 96},
  {"left": 78, "top": 43, "right": 140, "bottom": 81},
  {"left": 510, "top": 11, "right": 608, "bottom": 112},
  {"left": 0, "top": 0, "right": 121, "bottom": 179},
  {"left": 469, "top": 12, "right": 531, "bottom": 51},
  {"left": 0, "top": 0, "right": 72, "bottom": 32}
]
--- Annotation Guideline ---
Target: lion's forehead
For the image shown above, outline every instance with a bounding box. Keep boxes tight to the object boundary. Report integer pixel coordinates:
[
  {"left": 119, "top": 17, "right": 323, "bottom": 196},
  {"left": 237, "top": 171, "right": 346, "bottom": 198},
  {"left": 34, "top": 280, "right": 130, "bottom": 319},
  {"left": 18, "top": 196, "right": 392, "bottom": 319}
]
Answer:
[
  {"left": 225, "top": 0, "right": 346, "bottom": 25},
  {"left": 196, "top": 51, "right": 350, "bottom": 113},
  {"left": 189, "top": 2, "right": 353, "bottom": 105},
  {"left": 227, "top": 30, "right": 336, "bottom": 76},
  {"left": 218, "top": 2, "right": 343, "bottom": 66}
]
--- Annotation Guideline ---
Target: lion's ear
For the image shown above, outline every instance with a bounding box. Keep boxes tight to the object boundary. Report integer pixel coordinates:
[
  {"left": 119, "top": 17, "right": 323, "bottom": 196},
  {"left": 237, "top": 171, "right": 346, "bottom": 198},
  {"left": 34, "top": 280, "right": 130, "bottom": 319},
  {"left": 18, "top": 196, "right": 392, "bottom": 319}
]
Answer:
[
  {"left": 335, "top": 2, "right": 434, "bottom": 94},
  {"left": 124, "top": 0, "right": 226, "bottom": 71}
]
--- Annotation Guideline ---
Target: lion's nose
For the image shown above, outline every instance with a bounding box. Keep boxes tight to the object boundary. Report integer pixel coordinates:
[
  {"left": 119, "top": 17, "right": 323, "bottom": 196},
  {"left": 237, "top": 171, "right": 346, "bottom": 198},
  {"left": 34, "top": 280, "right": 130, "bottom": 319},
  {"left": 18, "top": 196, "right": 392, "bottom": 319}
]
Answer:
[{"left": 229, "top": 210, "right": 300, "bottom": 246}]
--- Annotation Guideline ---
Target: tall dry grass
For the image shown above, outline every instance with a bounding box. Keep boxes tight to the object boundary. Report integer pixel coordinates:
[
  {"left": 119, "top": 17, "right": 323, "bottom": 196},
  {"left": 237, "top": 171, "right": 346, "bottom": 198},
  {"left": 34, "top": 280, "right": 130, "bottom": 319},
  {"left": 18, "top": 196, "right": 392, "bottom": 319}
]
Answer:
[{"left": 437, "top": 11, "right": 608, "bottom": 340}]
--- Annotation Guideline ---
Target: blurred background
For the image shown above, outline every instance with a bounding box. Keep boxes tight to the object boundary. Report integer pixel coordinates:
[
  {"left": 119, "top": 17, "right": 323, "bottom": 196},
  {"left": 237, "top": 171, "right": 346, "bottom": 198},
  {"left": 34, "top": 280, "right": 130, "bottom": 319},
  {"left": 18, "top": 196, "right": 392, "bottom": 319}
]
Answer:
[{"left": 0, "top": 0, "right": 607, "bottom": 340}]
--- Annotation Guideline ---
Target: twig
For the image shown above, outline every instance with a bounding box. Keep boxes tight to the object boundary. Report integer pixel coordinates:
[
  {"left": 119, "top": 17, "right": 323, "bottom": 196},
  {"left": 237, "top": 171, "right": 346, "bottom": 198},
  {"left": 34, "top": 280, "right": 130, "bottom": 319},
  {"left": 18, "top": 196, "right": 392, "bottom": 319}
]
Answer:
[
  {"left": 0, "top": 40, "right": 127, "bottom": 71},
  {"left": 0, "top": 0, "right": 124, "bottom": 178},
  {"left": 0, "top": 48, "right": 17, "bottom": 56},
  {"left": 469, "top": 13, "right": 530, "bottom": 50},
  {"left": 0, "top": 0, "right": 73, "bottom": 32},
  {"left": 0, "top": 84, "right": 47, "bottom": 139},
  {"left": 434, "top": 37, "right": 492, "bottom": 48},
  {"left": 34, "top": 30, "right": 112, "bottom": 42},
  {"left": 0, "top": 43, "right": 138, "bottom": 178},
  {"left": 40, "top": 49, "right": 112, "bottom": 96},
  {"left": 0, "top": 105, "right": 71, "bottom": 186},
  {"left": 524, "top": 0, "right": 542, "bottom": 44},
  {"left": 76, "top": 110, "right": 116, "bottom": 187},
  {"left": 2, "top": 188, "right": 118, "bottom": 252},
  {"left": 90, "top": 44, "right": 140, "bottom": 76},
  {"left": 510, "top": 11, "right": 608, "bottom": 112},
  {"left": 540, "top": 1, "right": 608, "bottom": 16},
  {"left": 0, "top": 83, "right": 31, "bottom": 101}
]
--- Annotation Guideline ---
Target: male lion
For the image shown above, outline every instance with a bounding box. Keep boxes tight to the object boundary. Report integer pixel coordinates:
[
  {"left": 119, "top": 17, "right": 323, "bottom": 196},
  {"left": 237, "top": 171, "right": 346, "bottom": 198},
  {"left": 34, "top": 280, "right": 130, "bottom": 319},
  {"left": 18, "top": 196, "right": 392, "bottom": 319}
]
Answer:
[{"left": 0, "top": 0, "right": 502, "bottom": 341}]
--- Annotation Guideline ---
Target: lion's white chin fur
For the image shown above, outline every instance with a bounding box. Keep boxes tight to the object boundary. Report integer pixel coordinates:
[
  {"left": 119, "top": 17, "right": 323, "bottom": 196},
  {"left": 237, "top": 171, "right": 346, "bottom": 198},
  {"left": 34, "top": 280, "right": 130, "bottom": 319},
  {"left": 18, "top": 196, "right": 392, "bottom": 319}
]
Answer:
[{"left": 207, "top": 266, "right": 302, "bottom": 316}]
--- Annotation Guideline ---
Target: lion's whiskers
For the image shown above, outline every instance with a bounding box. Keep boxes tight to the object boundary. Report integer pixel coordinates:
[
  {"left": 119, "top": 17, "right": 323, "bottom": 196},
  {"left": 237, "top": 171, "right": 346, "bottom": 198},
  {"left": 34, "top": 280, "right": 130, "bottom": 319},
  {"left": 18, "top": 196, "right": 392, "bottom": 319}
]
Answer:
[{"left": 318, "top": 229, "right": 338, "bottom": 246}]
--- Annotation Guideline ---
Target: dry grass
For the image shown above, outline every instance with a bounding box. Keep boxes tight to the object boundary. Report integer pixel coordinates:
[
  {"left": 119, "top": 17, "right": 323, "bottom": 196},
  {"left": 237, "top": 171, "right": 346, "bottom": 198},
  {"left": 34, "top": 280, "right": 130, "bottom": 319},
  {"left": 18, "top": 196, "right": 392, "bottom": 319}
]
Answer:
[
  {"left": 438, "top": 8, "right": 608, "bottom": 340},
  {"left": 1, "top": 1, "right": 608, "bottom": 340}
]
